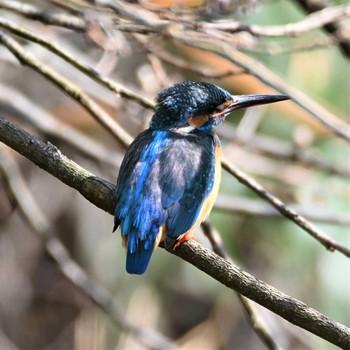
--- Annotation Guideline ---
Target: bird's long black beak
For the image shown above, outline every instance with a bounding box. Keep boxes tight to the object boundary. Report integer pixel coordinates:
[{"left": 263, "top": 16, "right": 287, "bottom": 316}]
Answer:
[{"left": 226, "top": 94, "right": 290, "bottom": 114}]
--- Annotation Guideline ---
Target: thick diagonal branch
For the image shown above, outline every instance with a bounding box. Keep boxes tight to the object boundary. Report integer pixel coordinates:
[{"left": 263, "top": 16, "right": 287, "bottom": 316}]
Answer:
[{"left": 1, "top": 115, "right": 349, "bottom": 348}]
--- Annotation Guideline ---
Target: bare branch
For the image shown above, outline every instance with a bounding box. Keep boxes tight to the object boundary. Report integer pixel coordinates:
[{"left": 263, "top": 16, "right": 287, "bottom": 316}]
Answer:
[
  {"left": 0, "top": 30, "right": 133, "bottom": 147},
  {"left": 137, "top": 37, "right": 247, "bottom": 79},
  {"left": 169, "top": 240, "right": 350, "bottom": 349},
  {"left": 200, "top": 4, "right": 350, "bottom": 37},
  {"left": 0, "top": 84, "right": 121, "bottom": 168},
  {"left": 1, "top": 115, "right": 350, "bottom": 349},
  {"left": 201, "top": 222, "right": 284, "bottom": 350},
  {"left": 0, "top": 0, "right": 86, "bottom": 30},
  {"left": 215, "top": 196, "right": 350, "bottom": 226},
  {"left": 294, "top": 0, "right": 350, "bottom": 58},
  {"left": 221, "top": 159, "right": 350, "bottom": 258},
  {"left": 0, "top": 114, "right": 116, "bottom": 214},
  {"left": 0, "top": 146, "right": 175, "bottom": 350},
  {"left": 218, "top": 124, "right": 350, "bottom": 178},
  {"left": 0, "top": 17, "right": 154, "bottom": 110},
  {"left": 167, "top": 29, "right": 350, "bottom": 143}
]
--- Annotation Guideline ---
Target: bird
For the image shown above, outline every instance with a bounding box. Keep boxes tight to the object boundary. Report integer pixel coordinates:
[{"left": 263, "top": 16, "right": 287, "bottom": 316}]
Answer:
[{"left": 114, "top": 81, "right": 289, "bottom": 274}]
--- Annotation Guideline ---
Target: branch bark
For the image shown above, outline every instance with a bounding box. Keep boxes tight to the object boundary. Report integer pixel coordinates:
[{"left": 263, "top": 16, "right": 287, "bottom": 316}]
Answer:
[
  {"left": 0, "top": 146, "right": 175, "bottom": 350},
  {"left": 1, "top": 115, "right": 349, "bottom": 348},
  {"left": 294, "top": 0, "right": 350, "bottom": 58},
  {"left": 0, "top": 30, "right": 133, "bottom": 147}
]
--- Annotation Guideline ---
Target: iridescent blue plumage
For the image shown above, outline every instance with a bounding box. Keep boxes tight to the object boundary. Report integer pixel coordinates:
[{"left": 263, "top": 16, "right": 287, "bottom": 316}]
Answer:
[
  {"left": 114, "top": 128, "right": 219, "bottom": 274},
  {"left": 114, "top": 81, "right": 289, "bottom": 274}
]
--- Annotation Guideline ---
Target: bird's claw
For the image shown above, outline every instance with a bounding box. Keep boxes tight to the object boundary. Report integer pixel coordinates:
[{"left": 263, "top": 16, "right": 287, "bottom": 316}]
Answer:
[{"left": 173, "top": 234, "right": 196, "bottom": 250}]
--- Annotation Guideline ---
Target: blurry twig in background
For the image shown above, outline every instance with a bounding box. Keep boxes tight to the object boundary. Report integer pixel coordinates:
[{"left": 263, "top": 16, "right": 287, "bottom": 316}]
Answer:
[
  {"left": 1, "top": 0, "right": 349, "bottom": 142},
  {"left": 0, "top": 0, "right": 86, "bottom": 30},
  {"left": 0, "top": 30, "right": 133, "bottom": 147},
  {"left": 218, "top": 124, "right": 350, "bottom": 178},
  {"left": 0, "top": 115, "right": 349, "bottom": 348},
  {"left": 136, "top": 36, "right": 247, "bottom": 79},
  {"left": 201, "top": 221, "right": 284, "bottom": 350},
  {"left": 294, "top": 0, "right": 350, "bottom": 58},
  {"left": 0, "top": 85, "right": 121, "bottom": 168},
  {"left": 200, "top": 4, "right": 350, "bottom": 37},
  {"left": 215, "top": 196, "right": 350, "bottom": 226},
  {"left": 0, "top": 17, "right": 154, "bottom": 109},
  {"left": 222, "top": 159, "right": 350, "bottom": 258},
  {"left": 0, "top": 144, "right": 175, "bottom": 350},
  {"left": 247, "top": 35, "right": 338, "bottom": 55},
  {"left": 171, "top": 33, "right": 350, "bottom": 143},
  {"left": 90, "top": 0, "right": 350, "bottom": 141}
]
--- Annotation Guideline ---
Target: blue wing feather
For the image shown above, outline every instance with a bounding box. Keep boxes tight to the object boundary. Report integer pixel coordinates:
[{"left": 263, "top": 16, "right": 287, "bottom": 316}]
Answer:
[
  {"left": 114, "top": 129, "right": 216, "bottom": 274},
  {"left": 158, "top": 132, "right": 215, "bottom": 247}
]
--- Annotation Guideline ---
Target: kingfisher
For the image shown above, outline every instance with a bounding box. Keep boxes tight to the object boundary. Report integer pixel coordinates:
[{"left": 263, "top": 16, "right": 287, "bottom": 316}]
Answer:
[{"left": 114, "top": 82, "right": 289, "bottom": 274}]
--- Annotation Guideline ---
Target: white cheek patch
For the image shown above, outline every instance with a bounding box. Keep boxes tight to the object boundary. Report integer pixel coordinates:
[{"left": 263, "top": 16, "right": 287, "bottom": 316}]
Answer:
[{"left": 171, "top": 125, "right": 195, "bottom": 134}]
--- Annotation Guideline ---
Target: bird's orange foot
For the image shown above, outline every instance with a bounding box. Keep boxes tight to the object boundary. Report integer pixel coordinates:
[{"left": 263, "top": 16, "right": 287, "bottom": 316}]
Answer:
[{"left": 173, "top": 234, "right": 196, "bottom": 250}]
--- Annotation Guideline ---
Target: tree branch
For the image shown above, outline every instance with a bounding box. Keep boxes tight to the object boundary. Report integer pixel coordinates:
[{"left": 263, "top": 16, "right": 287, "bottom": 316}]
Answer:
[
  {"left": 200, "top": 4, "right": 350, "bottom": 37},
  {"left": 0, "top": 146, "right": 175, "bottom": 350},
  {"left": 215, "top": 196, "right": 350, "bottom": 226},
  {"left": 167, "top": 28, "right": 350, "bottom": 143},
  {"left": 294, "top": 0, "right": 350, "bottom": 58},
  {"left": 201, "top": 221, "right": 283, "bottom": 350},
  {"left": 0, "top": 0, "right": 86, "bottom": 30},
  {"left": 2, "top": 0, "right": 349, "bottom": 143},
  {"left": 169, "top": 240, "right": 350, "bottom": 349},
  {"left": 0, "top": 114, "right": 116, "bottom": 214},
  {"left": 1, "top": 115, "right": 350, "bottom": 348},
  {"left": 0, "top": 30, "right": 133, "bottom": 147},
  {"left": 0, "top": 84, "right": 121, "bottom": 168},
  {"left": 0, "top": 17, "right": 155, "bottom": 110},
  {"left": 221, "top": 159, "right": 350, "bottom": 258}
]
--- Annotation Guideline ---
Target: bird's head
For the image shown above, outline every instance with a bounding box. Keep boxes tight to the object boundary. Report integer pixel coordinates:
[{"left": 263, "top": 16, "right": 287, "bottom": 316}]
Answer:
[{"left": 150, "top": 81, "right": 289, "bottom": 132}]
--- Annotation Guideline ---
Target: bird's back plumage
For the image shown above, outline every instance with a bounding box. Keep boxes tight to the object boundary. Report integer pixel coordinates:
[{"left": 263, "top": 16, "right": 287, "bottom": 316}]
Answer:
[
  {"left": 114, "top": 129, "right": 219, "bottom": 274},
  {"left": 113, "top": 81, "right": 289, "bottom": 274}
]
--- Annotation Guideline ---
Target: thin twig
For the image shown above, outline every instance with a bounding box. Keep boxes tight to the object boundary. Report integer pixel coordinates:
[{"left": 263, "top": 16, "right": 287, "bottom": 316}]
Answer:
[
  {"left": 0, "top": 145, "right": 175, "bottom": 350},
  {"left": 1, "top": 115, "right": 349, "bottom": 349},
  {"left": 137, "top": 37, "right": 246, "bottom": 79},
  {"left": 215, "top": 196, "right": 350, "bottom": 226},
  {"left": 86, "top": 0, "right": 350, "bottom": 143},
  {"left": 167, "top": 28, "right": 350, "bottom": 143},
  {"left": 294, "top": 0, "right": 350, "bottom": 58},
  {"left": 2, "top": 0, "right": 349, "bottom": 142},
  {"left": 218, "top": 124, "right": 350, "bottom": 178},
  {"left": 201, "top": 221, "right": 284, "bottom": 350},
  {"left": 0, "top": 84, "right": 121, "bottom": 168},
  {"left": 221, "top": 159, "right": 350, "bottom": 258},
  {"left": 0, "top": 0, "right": 86, "bottom": 30},
  {"left": 246, "top": 35, "right": 337, "bottom": 55},
  {"left": 1, "top": 30, "right": 348, "bottom": 254},
  {"left": 0, "top": 30, "right": 133, "bottom": 147},
  {"left": 0, "top": 17, "right": 154, "bottom": 110},
  {"left": 200, "top": 4, "right": 350, "bottom": 37}
]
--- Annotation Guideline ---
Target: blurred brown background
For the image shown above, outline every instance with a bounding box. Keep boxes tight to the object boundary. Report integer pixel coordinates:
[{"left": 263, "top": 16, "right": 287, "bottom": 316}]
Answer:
[{"left": 0, "top": 0, "right": 349, "bottom": 349}]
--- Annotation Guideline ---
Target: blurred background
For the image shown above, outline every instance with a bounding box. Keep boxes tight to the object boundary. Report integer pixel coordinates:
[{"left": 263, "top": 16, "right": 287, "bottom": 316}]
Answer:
[{"left": 0, "top": 0, "right": 349, "bottom": 349}]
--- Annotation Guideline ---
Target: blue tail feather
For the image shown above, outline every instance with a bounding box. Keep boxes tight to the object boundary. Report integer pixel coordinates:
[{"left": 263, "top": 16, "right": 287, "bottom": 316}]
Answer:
[{"left": 126, "top": 248, "right": 153, "bottom": 275}]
